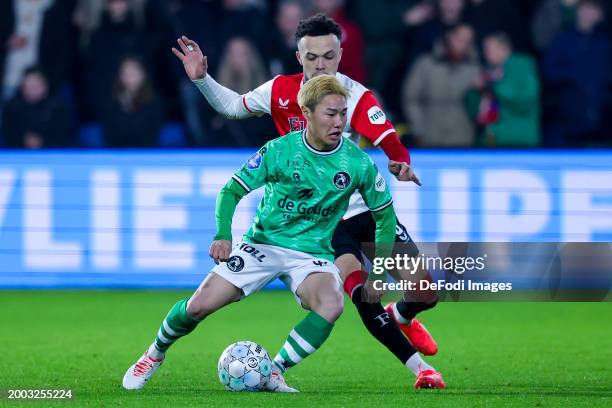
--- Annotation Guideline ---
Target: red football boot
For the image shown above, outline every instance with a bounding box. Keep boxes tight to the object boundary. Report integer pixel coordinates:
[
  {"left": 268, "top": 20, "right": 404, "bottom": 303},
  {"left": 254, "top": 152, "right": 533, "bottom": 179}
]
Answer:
[
  {"left": 414, "top": 369, "right": 446, "bottom": 389},
  {"left": 385, "top": 303, "right": 438, "bottom": 356}
]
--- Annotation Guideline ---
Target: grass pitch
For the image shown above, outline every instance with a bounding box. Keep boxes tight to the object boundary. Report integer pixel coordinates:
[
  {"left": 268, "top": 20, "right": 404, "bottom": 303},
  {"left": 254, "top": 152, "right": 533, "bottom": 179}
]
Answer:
[{"left": 1, "top": 290, "right": 611, "bottom": 407}]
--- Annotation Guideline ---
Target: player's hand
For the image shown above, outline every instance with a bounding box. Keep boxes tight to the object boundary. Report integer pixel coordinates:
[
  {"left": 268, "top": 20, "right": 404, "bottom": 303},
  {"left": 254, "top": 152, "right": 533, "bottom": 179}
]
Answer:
[
  {"left": 362, "top": 279, "right": 385, "bottom": 303},
  {"left": 171, "top": 35, "right": 208, "bottom": 80},
  {"left": 209, "top": 240, "right": 231, "bottom": 264},
  {"left": 388, "top": 160, "right": 422, "bottom": 186}
]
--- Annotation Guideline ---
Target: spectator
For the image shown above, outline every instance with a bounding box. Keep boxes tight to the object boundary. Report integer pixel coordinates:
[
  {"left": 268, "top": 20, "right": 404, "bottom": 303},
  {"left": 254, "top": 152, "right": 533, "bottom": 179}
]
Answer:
[
  {"left": 466, "top": 32, "right": 540, "bottom": 147},
  {"left": 72, "top": 0, "right": 149, "bottom": 49},
  {"left": 1, "top": 0, "right": 75, "bottom": 101},
  {"left": 402, "top": 24, "right": 481, "bottom": 147},
  {"left": 216, "top": 0, "right": 268, "bottom": 57},
  {"left": 467, "top": 0, "right": 529, "bottom": 53},
  {"left": 542, "top": 0, "right": 611, "bottom": 146},
  {"left": 217, "top": 38, "right": 268, "bottom": 94},
  {"left": 81, "top": 0, "right": 158, "bottom": 120},
  {"left": 404, "top": 0, "right": 467, "bottom": 63},
  {"left": 100, "top": 57, "right": 164, "bottom": 147},
  {"left": 209, "top": 37, "right": 275, "bottom": 147},
  {"left": 265, "top": 0, "right": 304, "bottom": 76},
  {"left": 348, "top": 0, "right": 415, "bottom": 94},
  {"left": 1, "top": 67, "right": 72, "bottom": 148},
  {"left": 165, "top": 0, "right": 220, "bottom": 145},
  {"left": 313, "top": 0, "right": 367, "bottom": 83},
  {"left": 532, "top": 0, "right": 581, "bottom": 52}
]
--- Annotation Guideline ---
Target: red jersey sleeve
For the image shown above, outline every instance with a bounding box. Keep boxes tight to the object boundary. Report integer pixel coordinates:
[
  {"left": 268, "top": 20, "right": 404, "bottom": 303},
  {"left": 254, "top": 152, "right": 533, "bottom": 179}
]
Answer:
[{"left": 350, "top": 91, "right": 410, "bottom": 164}]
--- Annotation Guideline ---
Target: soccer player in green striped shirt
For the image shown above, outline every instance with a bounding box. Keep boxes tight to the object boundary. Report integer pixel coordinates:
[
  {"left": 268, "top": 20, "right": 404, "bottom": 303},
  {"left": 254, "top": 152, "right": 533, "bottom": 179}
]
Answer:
[{"left": 123, "top": 75, "right": 438, "bottom": 392}]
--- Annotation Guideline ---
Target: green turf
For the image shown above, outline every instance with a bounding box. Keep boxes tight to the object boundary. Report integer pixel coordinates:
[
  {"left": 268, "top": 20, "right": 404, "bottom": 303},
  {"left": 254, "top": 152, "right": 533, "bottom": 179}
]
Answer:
[{"left": 1, "top": 291, "right": 611, "bottom": 407}]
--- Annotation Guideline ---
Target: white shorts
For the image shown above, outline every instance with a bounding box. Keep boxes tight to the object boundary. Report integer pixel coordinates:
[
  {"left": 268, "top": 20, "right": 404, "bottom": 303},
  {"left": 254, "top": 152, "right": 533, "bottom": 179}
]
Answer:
[{"left": 212, "top": 241, "right": 341, "bottom": 305}]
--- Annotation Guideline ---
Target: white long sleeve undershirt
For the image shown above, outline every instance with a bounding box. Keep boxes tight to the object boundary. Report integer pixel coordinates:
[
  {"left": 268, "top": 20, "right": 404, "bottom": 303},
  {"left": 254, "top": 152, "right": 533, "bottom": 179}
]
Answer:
[{"left": 191, "top": 75, "right": 253, "bottom": 119}]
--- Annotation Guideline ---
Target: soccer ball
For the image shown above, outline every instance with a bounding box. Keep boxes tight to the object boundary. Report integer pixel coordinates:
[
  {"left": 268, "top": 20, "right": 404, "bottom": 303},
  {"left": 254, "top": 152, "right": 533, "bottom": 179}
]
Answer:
[{"left": 217, "top": 341, "right": 273, "bottom": 391}]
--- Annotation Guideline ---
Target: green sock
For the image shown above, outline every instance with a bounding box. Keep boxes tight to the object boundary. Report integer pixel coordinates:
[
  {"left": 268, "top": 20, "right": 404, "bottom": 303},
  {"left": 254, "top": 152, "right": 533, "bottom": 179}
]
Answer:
[
  {"left": 272, "top": 311, "right": 334, "bottom": 372},
  {"left": 153, "top": 299, "right": 201, "bottom": 353}
]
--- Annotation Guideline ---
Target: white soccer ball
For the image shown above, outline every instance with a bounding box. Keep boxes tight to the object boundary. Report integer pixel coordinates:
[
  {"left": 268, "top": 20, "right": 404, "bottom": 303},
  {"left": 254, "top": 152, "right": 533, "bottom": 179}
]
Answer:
[{"left": 217, "top": 341, "right": 272, "bottom": 392}]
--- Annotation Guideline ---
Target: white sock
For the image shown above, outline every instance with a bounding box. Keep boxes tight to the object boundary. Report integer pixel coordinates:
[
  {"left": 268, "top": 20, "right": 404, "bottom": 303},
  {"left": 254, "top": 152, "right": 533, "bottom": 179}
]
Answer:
[
  {"left": 406, "top": 353, "right": 433, "bottom": 375},
  {"left": 147, "top": 343, "right": 165, "bottom": 360},
  {"left": 393, "top": 302, "right": 412, "bottom": 325}
]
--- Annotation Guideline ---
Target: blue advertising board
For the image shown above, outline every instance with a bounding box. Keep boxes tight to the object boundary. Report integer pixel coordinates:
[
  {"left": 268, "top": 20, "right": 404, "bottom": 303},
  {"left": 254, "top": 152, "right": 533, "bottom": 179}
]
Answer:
[{"left": 0, "top": 149, "right": 610, "bottom": 288}]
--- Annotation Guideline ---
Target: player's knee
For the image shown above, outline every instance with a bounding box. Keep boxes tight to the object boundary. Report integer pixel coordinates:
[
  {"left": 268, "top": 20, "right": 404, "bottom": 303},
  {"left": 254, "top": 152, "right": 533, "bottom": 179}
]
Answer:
[
  {"left": 313, "top": 289, "right": 344, "bottom": 322},
  {"left": 186, "top": 297, "right": 216, "bottom": 319}
]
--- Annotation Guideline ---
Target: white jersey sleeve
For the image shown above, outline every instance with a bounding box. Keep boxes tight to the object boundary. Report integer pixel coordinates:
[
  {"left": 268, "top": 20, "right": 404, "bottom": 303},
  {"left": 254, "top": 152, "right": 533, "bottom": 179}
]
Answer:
[
  {"left": 242, "top": 76, "right": 276, "bottom": 115},
  {"left": 192, "top": 75, "right": 252, "bottom": 119}
]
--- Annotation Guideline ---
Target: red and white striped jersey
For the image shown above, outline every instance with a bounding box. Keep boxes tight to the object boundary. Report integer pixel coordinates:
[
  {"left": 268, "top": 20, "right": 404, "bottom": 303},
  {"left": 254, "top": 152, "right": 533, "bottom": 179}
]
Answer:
[{"left": 243, "top": 73, "right": 399, "bottom": 146}]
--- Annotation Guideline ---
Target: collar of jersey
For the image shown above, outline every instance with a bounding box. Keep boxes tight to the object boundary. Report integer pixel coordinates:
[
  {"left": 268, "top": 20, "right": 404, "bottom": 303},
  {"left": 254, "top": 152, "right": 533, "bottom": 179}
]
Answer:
[{"left": 301, "top": 129, "right": 343, "bottom": 155}]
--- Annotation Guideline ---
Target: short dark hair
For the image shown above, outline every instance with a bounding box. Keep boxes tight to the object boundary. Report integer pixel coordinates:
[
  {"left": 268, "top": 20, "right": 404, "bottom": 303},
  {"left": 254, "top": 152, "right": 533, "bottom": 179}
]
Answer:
[
  {"left": 22, "top": 66, "right": 47, "bottom": 80},
  {"left": 295, "top": 13, "right": 342, "bottom": 44},
  {"left": 485, "top": 31, "right": 513, "bottom": 50}
]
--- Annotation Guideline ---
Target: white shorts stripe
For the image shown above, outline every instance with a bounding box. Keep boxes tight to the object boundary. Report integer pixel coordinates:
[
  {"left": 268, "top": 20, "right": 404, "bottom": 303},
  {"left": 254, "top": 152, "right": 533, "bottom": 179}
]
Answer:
[
  {"left": 289, "top": 330, "right": 316, "bottom": 354},
  {"left": 283, "top": 341, "right": 303, "bottom": 364},
  {"left": 163, "top": 320, "right": 182, "bottom": 337},
  {"left": 156, "top": 329, "right": 174, "bottom": 345}
]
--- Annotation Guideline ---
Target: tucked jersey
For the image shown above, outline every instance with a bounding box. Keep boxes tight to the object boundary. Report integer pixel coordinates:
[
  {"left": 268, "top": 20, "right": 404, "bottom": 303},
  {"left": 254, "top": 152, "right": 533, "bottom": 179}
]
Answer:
[
  {"left": 242, "top": 72, "right": 398, "bottom": 219},
  {"left": 232, "top": 130, "right": 393, "bottom": 260}
]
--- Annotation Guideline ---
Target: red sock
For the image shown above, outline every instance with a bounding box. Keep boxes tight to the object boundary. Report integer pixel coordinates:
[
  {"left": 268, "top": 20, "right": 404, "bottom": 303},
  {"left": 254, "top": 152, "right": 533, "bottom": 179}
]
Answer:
[{"left": 343, "top": 270, "right": 368, "bottom": 298}]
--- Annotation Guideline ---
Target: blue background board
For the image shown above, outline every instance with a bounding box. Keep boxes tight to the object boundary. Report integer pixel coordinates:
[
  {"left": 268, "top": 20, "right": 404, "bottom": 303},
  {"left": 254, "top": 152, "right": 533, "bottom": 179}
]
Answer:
[{"left": 0, "top": 149, "right": 610, "bottom": 288}]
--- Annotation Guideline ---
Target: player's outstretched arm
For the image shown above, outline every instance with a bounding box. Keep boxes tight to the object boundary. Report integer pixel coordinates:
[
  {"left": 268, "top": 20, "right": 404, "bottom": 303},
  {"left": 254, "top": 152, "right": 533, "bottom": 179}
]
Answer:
[
  {"left": 210, "top": 179, "right": 249, "bottom": 263},
  {"left": 172, "top": 35, "right": 253, "bottom": 119}
]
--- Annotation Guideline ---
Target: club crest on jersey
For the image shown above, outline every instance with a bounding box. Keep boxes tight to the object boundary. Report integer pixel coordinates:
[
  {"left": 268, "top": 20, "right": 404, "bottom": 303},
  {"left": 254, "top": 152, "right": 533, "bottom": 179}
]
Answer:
[
  {"left": 247, "top": 152, "right": 262, "bottom": 169},
  {"left": 333, "top": 171, "right": 351, "bottom": 190},
  {"left": 367, "top": 106, "right": 386, "bottom": 124},
  {"left": 227, "top": 256, "right": 245, "bottom": 272},
  {"left": 278, "top": 98, "right": 289, "bottom": 109},
  {"left": 288, "top": 117, "right": 305, "bottom": 132},
  {"left": 375, "top": 173, "right": 386, "bottom": 192}
]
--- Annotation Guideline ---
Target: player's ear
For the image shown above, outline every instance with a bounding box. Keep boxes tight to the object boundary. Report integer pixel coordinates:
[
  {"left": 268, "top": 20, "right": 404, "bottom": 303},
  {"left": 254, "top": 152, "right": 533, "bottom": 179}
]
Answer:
[
  {"left": 295, "top": 50, "right": 303, "bottom": 66},
  {"left": 338, "top": 47, "right": 343, "bottom": 62},
  {"left": 300, "top": 105, "right": 311, "bottom": 120}
]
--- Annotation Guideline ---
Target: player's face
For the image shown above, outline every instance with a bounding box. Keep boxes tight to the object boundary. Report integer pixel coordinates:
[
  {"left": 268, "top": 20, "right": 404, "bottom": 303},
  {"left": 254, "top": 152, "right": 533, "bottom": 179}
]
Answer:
[
  {"left": 296, "top": 35, "right": 342, "bottom": 80},
  {"left": 303, "top": 94, "right": 347, "bottom": 149}
]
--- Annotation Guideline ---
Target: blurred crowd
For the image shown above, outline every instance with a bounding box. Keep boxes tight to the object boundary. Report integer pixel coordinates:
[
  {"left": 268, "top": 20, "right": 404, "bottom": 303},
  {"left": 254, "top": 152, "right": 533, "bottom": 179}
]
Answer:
[{"left": 0, "top": 0, "right": 611, "bottom": 149}]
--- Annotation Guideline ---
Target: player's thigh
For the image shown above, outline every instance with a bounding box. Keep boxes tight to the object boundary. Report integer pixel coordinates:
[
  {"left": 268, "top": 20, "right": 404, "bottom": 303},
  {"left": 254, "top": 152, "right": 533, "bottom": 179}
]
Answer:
[{"left": 187, "top": 272, "right": 242, "bottom": 317}]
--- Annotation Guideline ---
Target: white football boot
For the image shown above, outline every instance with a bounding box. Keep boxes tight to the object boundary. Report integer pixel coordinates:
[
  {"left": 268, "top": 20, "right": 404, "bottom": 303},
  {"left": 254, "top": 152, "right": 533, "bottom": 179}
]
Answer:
[
  {"left": 122, "top": 351, "right": 164, "bottom": 390},
  {"left": 265, "top": 364, "right": 299, "bottom": 393}
]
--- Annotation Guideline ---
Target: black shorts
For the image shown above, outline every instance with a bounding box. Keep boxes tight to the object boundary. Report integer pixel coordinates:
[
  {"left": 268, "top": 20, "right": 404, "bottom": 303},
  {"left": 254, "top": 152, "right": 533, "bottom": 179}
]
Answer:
[{"left": 331, "top": 211, "right": 419, "bottom": 263}]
